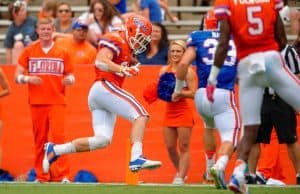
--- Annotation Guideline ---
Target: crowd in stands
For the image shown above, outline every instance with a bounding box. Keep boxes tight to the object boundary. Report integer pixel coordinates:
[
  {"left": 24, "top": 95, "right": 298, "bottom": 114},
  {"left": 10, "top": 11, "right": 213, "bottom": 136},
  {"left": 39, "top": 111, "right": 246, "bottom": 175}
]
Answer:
[
  {"left": 4, "top": 0, "right": 37, "bottom": 64},
  {"left": 1, "top": 0, "right": 300, "bottom": 188},
  {"left": 3, "top": 0, "right": 192, "bottom": 65},
  {"left": 84, "top": 0, "right": 123, "bottom": 47},
  {"left": 3, "top": 0, "right": 299, "bottom": 65}
]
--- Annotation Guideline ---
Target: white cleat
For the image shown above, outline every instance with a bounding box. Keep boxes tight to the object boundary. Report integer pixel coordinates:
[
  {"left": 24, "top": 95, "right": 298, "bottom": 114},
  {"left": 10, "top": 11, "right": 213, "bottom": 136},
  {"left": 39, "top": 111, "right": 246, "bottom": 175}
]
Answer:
[
  {"left": 129, "top": 155, "right": 162, "bottom": 172},
  {"left": 228, "top": 174, "right": 250, "bottom": 194},
  {"left": 42, "top": 142, "right": 59, "bottom": 173}
]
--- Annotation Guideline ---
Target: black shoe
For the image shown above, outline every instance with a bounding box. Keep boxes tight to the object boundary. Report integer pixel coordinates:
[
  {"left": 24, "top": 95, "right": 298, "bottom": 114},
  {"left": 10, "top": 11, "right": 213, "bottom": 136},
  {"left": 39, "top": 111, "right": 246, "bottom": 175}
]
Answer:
[
  {"left": 245, "top": 174, "right": 256, "bottom": 184},
  {"left": 256, "top": 172, "right": 267, "bottom": 184},
  {"left": 297, "top": 176, "right": 300, "bottom": 185}
]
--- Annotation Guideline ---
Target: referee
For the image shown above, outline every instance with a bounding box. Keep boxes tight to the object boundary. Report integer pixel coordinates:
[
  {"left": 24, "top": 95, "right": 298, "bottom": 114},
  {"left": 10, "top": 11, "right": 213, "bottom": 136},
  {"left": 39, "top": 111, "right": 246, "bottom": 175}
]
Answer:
[{"left": 247, "top": 45, "right": 300, "bottom": 185}]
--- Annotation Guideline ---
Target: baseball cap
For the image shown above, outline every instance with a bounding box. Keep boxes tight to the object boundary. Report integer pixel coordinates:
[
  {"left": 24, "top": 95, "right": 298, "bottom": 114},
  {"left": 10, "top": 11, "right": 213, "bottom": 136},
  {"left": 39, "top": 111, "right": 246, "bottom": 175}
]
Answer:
[{"left": 72, "top": 20, "right": 88, "bottom": 30}]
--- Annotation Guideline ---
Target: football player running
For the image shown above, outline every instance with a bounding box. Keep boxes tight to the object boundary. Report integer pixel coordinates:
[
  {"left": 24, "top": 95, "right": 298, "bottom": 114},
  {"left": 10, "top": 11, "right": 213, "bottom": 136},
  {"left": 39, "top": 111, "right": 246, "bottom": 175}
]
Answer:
[
  {"left": 172, "top": 9, "right": 240, "bottom": 190},
  {"left": 42, "top": 14, "right": 162, "bottom": 174}
]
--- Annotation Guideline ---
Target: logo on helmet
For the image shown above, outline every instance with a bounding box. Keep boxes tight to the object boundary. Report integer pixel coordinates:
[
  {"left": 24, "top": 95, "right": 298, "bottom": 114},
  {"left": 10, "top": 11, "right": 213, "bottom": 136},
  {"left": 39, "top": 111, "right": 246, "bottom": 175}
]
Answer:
[{"left": 133, "top": 17, "right": 150, "bottom": 34}]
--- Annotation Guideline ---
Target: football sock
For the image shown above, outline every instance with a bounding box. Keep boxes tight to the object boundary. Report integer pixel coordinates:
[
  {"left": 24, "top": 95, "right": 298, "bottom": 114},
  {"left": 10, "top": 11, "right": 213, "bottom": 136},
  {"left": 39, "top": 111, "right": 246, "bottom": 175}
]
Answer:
[
  {"left": 54, "top": 142, "right": 76, "bottom": 155},
  {"left": 215, "top": 155, "right": 229, "bottom": 171},
  {"left": 205, "top": 150, "right": 215, "bottom": 173},
  {"left": 131, "top": 141, "right": 142, "bottom": 161}
]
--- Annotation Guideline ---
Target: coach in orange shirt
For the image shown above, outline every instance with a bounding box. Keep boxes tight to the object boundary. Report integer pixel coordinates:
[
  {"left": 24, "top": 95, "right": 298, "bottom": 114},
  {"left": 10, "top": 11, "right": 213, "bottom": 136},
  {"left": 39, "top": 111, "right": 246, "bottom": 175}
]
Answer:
[
  {"left": 56, "top": 20, "right": 97, "bottom": 65},
  {"left": 14, "top": 18, "right": 74, "bottom": 182}
]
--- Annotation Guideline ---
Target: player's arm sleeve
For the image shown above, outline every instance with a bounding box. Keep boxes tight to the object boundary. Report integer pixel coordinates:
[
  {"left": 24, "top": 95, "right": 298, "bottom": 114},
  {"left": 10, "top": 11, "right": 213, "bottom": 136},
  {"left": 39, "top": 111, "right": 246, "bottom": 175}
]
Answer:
[{"left": 98, "top": 38, "right": 120, "bottom": 60}]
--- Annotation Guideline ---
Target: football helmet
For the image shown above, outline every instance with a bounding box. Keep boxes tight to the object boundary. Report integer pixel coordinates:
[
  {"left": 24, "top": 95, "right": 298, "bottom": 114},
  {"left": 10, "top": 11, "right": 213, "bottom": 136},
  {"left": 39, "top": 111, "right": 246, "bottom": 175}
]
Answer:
[
  {"left": 203, "top": 9, "right": 218, "bottom": 30},
  {"left": 124, "top": 14, "right": 152, "bottom": 55}
]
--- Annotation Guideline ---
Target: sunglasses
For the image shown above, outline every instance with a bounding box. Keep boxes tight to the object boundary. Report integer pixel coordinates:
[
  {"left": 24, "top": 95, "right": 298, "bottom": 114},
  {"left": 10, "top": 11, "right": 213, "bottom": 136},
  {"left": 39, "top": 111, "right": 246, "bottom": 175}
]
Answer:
[{"left": 58, "top": 9, "right": 70, "bottom": 13}]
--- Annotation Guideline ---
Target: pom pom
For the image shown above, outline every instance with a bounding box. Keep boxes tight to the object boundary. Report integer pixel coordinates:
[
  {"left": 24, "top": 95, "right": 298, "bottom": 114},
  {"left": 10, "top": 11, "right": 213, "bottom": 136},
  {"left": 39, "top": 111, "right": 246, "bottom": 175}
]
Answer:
[{"left": 157, "top": 72, "right": 176, "bottom": 102}]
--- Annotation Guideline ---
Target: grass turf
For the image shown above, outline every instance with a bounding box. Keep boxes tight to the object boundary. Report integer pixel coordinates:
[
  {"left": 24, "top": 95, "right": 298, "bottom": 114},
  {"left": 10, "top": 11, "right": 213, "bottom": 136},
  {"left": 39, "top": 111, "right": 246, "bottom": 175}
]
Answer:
[{"left": 0, "top": 183, "right": 299, "bottom": 194}]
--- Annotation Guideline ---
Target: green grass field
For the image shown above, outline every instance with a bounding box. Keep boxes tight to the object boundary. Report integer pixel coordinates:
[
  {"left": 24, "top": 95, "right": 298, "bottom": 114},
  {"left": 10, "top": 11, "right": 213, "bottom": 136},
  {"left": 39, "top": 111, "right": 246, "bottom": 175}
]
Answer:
[{"left": 0, "top": 183, "right": 299, "bottom": 194}]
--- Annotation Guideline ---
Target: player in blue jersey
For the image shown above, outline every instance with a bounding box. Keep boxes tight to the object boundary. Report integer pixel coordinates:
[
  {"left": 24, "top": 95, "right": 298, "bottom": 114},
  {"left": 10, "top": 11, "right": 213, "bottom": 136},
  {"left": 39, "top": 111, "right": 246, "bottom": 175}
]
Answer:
[{"left": 172, "top": 10, "right": 241, "bottom": 189}]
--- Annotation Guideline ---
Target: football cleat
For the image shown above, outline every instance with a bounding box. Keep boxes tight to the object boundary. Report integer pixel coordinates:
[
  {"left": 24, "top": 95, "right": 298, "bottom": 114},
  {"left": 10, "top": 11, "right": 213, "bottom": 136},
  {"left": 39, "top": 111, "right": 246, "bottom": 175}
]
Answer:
[
  {"left": 245, "top": 174, "right": 256, "bottom": 184},
  {"left": 255, "top": 171, "right": 267, "bottom": 184},
  {"left": 172, "top": 173, "right": 186, "bottom": 185},
  {"left": 266, "top": 178, "right": 285, "bottom": 186},
  {"left": 61, "top": 177, "right": 71, "bottom": 184},
  {"left": 172, "top": 177, "right": 184, "bottom": 185},
  {"left": 33, "top": 179, "right": 41, "bottom": 183},
  {"left": 129, "top": 155, "right": 161, "bottom": 172},
  {"left": 210, "top": 165, "right": 227, "bottom": 189},
  {"left": 228, "top": 174, "right": 249, "bottom": 194},
  {"left": 42, "top": 142, "right": 59, "bottom": 173}
]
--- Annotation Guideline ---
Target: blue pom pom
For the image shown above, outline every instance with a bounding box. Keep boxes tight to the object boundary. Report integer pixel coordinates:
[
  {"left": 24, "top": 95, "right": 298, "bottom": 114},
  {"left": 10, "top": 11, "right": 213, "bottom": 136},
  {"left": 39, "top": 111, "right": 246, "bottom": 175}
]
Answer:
[
  {"left": 157, "top": 72, "right": 176, "bottom": 102},
  {"left": 27, "top": 168, "right": 36, "bottom": 182},
  {"left": 74, "top": 170, "right": 98, "bottom": 183}
]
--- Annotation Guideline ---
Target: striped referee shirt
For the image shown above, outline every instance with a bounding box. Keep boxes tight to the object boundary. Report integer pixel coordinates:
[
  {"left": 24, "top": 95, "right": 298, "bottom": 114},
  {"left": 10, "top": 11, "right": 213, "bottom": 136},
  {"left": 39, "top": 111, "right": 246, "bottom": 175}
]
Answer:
[
  {"left": 268, "top": 45, "right": 300, "bottom": 95},
  {"left": 283, "top": 45, "right": 300, "bottom": 75}
]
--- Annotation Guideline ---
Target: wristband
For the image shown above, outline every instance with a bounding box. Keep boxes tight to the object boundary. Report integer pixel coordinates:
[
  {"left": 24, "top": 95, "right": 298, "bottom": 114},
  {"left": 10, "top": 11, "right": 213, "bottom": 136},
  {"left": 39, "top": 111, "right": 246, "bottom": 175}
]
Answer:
[
  {"left": 208, "top": 65, "right": 220, "bottom": 85},
  {"left": 67, "top": 74, "right": 75, "bottom": 84},
  {"left": 174, "top": 79, "right": 184, "bottom": 93},
  {"left": 16, "top": 74, "right": 29, "bottom": 83},
  {"left": 16, "top": 74, "right": 24, "bottom": 83}
]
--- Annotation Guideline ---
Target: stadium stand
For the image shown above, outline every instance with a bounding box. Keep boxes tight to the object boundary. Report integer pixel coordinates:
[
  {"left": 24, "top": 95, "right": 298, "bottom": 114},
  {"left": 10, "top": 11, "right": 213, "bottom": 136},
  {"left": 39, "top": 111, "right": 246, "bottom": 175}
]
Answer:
[{"left": 0, "top": 0, "right": 298, "bottom": 64}]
